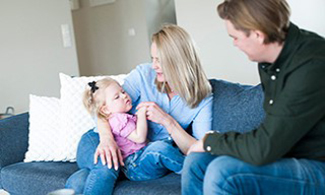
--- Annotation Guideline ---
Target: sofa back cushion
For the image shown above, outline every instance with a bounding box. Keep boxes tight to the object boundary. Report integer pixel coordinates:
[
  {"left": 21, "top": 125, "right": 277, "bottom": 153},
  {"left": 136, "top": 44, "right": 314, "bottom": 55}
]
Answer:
[{"left": 209, "top": 79, "right": 265, "bottom": 133}]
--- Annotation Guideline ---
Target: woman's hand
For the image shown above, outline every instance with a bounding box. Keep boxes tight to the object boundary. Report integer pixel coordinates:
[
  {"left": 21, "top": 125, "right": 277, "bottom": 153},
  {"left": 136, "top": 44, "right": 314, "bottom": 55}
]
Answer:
[
  {"left": 94, "top": 138, "right": 124, "bottom": 170},
  {"left": 136, "top": 102, "right": 172, "bottom": 127},
  {"left": 96, "top": 116, "right": 124, "bottom": 170},
  {"left": 187, "top": 139, "right": 205, "bottom": 155},
  {"left": 137, "top": 101, "right": 196, "bottom": 155}
]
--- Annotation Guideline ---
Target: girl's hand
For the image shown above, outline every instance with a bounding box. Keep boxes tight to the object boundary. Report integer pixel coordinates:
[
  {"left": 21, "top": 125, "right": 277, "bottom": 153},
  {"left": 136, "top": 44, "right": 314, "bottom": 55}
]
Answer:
[
  {"left": 187, "top": 139, "right": 205, "bottom": 155},
  {"left": 94, "top": 138, "right": 124, "bottom": 170},
  {"left": 136, "top": 102, "right": 172, "bottom": 127},
  {"left": 136, "top": 106, "right": 147, "bottom": 116}
]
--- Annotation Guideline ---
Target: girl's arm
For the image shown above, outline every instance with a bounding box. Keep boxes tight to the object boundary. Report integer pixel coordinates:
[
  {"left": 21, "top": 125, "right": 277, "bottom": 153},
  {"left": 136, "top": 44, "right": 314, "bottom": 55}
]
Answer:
[
  {"left": 127, "top": 107, "right": 148, "bottom": 143},
  {"left": 96, "top": 117, "right": 124, "bottom": 170},
  {"left": 136, "top": 102, "right": 196, "bottom": 154}
]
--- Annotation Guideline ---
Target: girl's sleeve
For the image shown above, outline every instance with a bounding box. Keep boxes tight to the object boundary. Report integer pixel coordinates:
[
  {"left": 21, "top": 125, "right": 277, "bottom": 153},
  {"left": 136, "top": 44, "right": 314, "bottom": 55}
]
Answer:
[
  {"left": 113, "top": 115, "right": 137, "bottom": 138},
  {"left": 191, "top": 95, "right": 213, "bottom": 140}
]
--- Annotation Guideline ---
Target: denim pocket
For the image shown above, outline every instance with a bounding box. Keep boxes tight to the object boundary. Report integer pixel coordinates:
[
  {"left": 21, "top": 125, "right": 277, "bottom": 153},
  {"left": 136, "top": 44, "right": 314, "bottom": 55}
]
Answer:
[
  {"left": 124, "top": 160, "right": 153, "bottom": 181},
  {"left": 122, "top": 147, "right": 146, "bottom": 179}
]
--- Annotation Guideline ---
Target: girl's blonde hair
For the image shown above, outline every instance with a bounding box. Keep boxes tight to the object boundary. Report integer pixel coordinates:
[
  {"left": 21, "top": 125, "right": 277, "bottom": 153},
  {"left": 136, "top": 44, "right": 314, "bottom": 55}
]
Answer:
[
  {"left": 83, "top": 77, "right": 117, "bottom": 118},
  {"left": 152, "top": 24, "right": 211, "bottom": 108}
]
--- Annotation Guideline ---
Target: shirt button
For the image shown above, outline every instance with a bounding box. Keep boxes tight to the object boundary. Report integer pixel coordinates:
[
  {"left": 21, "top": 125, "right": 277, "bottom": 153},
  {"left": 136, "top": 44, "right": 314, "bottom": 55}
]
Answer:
[
  {"left": 276, "top": 68, "right": 280, "bottom": 72},
  {"left": 269, "top": 99, "right": 274, "bottom": 105},
  {"left": 206, "top": 146, "right": 212, "bottom": 151},
  {"left": 168, "top": 137, "right": 172, "bottom": 140},
  {"left": 271, "top": 75, "right": 276, "bottom": 80},
  {"left": 261, "top": 65, "right": 266, "bottom": 69}
]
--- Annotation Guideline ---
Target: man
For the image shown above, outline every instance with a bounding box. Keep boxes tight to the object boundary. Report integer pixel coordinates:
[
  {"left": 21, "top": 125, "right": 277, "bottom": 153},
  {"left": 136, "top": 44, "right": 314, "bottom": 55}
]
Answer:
[{"left": 182, "top": 0, "right": 325, "bottom": 194}]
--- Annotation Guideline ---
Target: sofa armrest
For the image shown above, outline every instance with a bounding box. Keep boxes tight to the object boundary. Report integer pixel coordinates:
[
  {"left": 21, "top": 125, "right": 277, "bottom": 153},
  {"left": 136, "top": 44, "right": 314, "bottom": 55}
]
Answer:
[{"left": 0, "top": 113, "right": 29, "bottom": 168}]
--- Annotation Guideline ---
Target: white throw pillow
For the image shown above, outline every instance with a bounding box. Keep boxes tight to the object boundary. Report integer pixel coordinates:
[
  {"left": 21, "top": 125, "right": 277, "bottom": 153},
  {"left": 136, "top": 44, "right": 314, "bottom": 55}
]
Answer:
[
  {"left": 59, "top": 73, "right": 127, "bottom": 161},
  {"left": 25, "top": 95, "right": 64, "bottom": 162}
]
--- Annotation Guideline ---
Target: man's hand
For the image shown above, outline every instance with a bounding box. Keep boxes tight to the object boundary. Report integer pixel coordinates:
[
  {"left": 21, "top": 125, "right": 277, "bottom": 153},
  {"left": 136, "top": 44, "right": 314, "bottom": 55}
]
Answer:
[
  {"left": 187, "top": 139, "right": 205, "bottom": 155},
  {"left": 94, "top": 138, "right": 124, "bottom": 170}
]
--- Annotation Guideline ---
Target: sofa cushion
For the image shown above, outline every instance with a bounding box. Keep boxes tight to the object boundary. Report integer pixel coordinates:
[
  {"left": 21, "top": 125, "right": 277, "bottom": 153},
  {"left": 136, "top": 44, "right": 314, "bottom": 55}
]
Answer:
[
  {"left": 1, "top": 162, "right": 78, "bottom": 195},
  {"left": 59, "top": 73, "right": 127, "bottom": 162},
  {"left": 25, "top": 95, "right": 63, "bottom": 162},
  {"left": 210, "top": 79, "right": 265, "bottom": 133},
  {"left": 0, "top": 113, "right": 30, "bottom": 189},
  {"left": 0, "top": 113, "right": 29, "bottom": 168},
  {"left": 114, "top": 173, "right": 180, "bottom": 195}
]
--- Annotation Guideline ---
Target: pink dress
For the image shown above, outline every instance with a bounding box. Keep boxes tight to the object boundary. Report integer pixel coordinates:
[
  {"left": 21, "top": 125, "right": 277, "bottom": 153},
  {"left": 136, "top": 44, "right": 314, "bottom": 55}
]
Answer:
[{"left": 108, "top": 113, "right": 146, "bottom": 159}]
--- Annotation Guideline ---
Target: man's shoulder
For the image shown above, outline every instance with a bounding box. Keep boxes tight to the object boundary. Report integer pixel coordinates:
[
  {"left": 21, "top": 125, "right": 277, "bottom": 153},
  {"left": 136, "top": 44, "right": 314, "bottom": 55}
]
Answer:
[{"left": 296, "top": 28, "right": 325, "bottom": 59}]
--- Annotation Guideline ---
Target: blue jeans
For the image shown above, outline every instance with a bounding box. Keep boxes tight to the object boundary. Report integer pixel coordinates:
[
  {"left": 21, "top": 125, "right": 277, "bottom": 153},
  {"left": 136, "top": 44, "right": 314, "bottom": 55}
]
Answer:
[
  {"left": 65, "top": 130, "right": 120, "bottom": 195},
  {"left": 123, "top": 140, "right": 184, "bottom": 181},
  {"left": 65, "top": 130, "right": 184, "bottom": 195},
  {"left": 182, "top": 153, "right": 325, "bottom": 195}
]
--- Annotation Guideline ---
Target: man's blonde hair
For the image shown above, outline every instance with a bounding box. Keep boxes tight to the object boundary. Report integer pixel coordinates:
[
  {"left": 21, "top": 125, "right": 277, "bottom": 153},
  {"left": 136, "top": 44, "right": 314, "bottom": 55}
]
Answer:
[
  {"left": 217, "top": 0, "right": 290, "bottom": 44},
  {"left": 152, "top": 24, "right": 211, "bottom": 108}
]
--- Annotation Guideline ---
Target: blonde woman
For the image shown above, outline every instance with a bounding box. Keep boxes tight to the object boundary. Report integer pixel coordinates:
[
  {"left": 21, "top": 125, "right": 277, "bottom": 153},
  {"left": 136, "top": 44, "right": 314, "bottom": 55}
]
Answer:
[{"left": 66, "top": 24, "right": 213, "bottom": 195}]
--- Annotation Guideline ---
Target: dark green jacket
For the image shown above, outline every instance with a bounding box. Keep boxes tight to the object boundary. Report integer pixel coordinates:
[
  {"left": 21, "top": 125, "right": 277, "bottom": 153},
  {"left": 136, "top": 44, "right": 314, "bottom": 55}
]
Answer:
[{"left": 204, "top": 23, "right": 325, "bottom": 165}]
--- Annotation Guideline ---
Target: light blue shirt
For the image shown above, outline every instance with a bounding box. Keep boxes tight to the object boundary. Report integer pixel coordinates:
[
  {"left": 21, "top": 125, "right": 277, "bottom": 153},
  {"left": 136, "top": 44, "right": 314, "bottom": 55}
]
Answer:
[{"left": 122, "top": 63, "right": 212, "bottom": 141}]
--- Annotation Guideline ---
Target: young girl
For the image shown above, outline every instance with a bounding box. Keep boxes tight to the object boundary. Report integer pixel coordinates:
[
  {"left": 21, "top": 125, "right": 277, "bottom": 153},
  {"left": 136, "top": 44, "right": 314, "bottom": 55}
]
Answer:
[{"left": 83, "top": 78, "right": 183, "bottom": 181}]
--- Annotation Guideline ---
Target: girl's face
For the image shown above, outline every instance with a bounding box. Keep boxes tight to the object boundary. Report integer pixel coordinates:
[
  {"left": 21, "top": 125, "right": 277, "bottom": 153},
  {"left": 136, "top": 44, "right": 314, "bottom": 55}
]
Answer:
[
  {"left": 101, "top": 82, "right": 132, "bottom": 115},
  {"left": 151, "top": 42, "right": 165, "bottom": 82}
]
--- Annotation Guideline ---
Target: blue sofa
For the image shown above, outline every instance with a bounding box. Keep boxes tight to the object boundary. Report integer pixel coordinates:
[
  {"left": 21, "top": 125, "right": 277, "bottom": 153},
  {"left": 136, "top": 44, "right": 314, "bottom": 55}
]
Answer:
[{"left": 0, "top": 79, "right": 265, "bottom": 195}]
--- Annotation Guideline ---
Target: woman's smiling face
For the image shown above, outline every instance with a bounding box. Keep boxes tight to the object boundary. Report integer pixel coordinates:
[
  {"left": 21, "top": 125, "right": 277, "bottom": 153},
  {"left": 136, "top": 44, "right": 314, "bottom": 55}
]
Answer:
[{"left": 151, "top": 42, "right": 165, "bottom": 82}]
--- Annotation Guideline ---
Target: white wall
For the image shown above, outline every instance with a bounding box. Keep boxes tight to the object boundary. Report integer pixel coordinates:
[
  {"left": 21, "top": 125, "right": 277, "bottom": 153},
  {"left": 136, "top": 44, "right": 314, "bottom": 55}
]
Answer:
[
  {"left": 73, "top": 0, "right": 176, "bottom": 77},
  {"left": 288, "top": 0, "right": 325, "bottom": 37},
  {"left": 0, "top": 0, "right": 79, "bottom": 114},
  {"left": 175, "top": 0, "right": 258, "bottom": 85},
  {"left": 145, "top": 0, "right": 176, "bottom": 41},
  {"left": 175, "top": 0, "right": 325, "bottom": 84},
  {"left": 72, "top": 0, "right": 151, "bottom": 76}
]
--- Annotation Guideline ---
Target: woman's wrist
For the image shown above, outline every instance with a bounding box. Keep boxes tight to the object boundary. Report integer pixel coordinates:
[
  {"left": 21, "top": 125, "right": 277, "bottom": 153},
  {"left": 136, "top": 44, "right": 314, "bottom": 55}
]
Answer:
[
  {"left": 163, "top": 116, "right": 176, "bottom": 135},
  {"left": 98, "top": 129, "right": 115, "bottom": 143}
]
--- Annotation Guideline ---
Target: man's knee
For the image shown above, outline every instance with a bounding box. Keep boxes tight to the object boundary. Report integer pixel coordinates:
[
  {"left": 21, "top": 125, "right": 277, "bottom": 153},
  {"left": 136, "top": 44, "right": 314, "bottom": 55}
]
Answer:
[
  {"left": 204, "top": 156, "right": 243, "bottom": 194},
  {"left": 205, "top": 156, "right": 240, "bottom": 179},
  {"left": 183, "top": 153, "right": 214, "bottom": 176},
  {"left": 184, "top": 153, "right": 204, "bottom": 168}
]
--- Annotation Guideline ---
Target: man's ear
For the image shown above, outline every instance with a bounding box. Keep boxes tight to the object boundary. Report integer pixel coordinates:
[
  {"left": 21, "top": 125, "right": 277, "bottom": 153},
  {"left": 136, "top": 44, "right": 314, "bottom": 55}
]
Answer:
[{"left": 253, "top": 30, "right": 266, "bottom": 44}]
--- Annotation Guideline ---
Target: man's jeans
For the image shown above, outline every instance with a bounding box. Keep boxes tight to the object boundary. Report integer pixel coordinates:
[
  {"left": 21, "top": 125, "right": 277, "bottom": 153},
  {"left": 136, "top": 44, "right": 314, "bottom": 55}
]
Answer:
[
  {"left": 182, "top": 153, "right": 325, "bottom": 195},
  {"left": 65, "top": 129, "right": 184, "bottom": 195}
]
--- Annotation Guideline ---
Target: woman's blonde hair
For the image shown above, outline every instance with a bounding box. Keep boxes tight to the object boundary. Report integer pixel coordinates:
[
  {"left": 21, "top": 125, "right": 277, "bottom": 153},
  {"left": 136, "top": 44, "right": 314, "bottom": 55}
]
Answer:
[
  {"left": 217, "top": 0, "right": 290, "bottom": 44},
  {"left": 152, "top": 24, "right": 211, "bottom": 108},
  {"left": 83, "top": 77, "right": 117, "bottom": 118}
]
